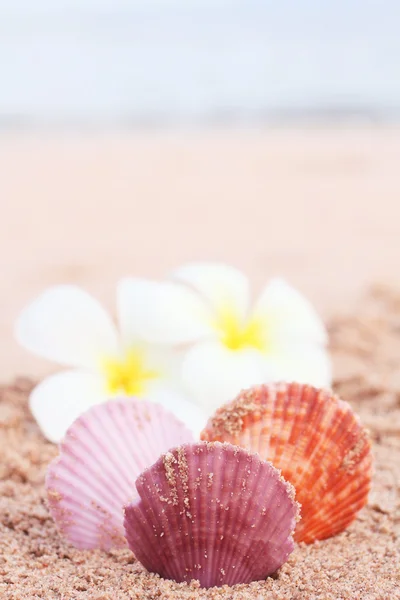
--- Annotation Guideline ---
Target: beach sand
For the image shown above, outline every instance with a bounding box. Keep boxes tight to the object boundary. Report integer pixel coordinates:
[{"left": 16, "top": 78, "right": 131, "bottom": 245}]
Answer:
[
  {"left": 1, "top": 286, "right": 400, "bottom": 599},
  {"left": 2, "top": 126, "right": 400, "bottom": 380},
  {"left": 0, "top": 127, "right": 400, "bottom": 598}
]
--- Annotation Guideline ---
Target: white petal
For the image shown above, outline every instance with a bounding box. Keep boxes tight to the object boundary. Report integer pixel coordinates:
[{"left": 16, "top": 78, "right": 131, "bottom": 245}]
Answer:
[
  {"left": 264, "top": 343, "right": 332, "bottom": 388},
  {"left": 141, "top": 344, "right": 182, "bottom": 382},
  {"left": 132, "top": 345, "right": 207, "bottom": 436},
  {"left": 15, "top": 286, "right": 119, "bottom": 369},
  {"left": 117, "top": 277, "right": 213, "bottom": 346},
  {"left": 253, "top": 278, "right": 328, "bottom": 346},
  {"left": 144, "top": 383, "right": 207, "bottom": 438},
  {"left": 30, "top": 370, "right": 107, "bottom": 443},
  {"left": 173, "top": 262, "right": 250, "bottom": 322},
  {"left": 181, "top": 342, "right": 269, "bottom": 413}
]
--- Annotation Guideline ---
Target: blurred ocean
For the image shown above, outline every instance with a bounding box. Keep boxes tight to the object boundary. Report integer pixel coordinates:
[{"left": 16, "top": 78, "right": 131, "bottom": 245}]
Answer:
[{"left": 1, "top": 0, "right": 400, "bottom": 124}]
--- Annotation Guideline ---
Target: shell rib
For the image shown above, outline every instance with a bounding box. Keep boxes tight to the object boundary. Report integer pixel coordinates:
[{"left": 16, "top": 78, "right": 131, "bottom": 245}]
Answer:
[
  {"left": 46, "top": 398, "right": 193, "bottom": 549},
  {"left": 201, "top": 382, "right": 372, "bottom": 543},
  {"left": 124, "top": 441, "right": 299, "bottom": 589}
]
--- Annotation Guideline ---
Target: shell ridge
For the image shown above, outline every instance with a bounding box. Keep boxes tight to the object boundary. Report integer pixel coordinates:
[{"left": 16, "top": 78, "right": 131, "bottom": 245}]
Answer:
[
  {"left": 129, "top": 465, "right": 181, "bottom": 580},
  {"left": 109, "top": 402, "right": 152, "bottom": 474},
  {"left": 226, "top": 457, "right": 265, "bottom": 584},
  {"left": 270, "top": 383, "right": 292, "bottom": 469},
  {"left": 303, "top": 464, "right": 372, "bottom": 539},
  {"left": 275, "top": 382, "right": 306, "bottom": 474},
  {"left": 136, "top": 466, "right": 182, "bottom": 581},
  {"left": 201, "top": 443, "right": 223, "bottom": 587},
  {"left": 123, "top": 500, "right": 156, "bottom": 573},
  {"left": 281, "top": 388, "right": 337, "bottom": 533},
  {"left": 214, "top": 450, "right": 270, "bottom": 585},
  {"left": 56, "top": 441, "right": 133, "bottom": 509},
  {"left": 292, "top": 395, "right": 348, "bottom": 491},
  {"left": 269, "top": 384, "right": 289, "bottom": 466},
  {"left": 202, "top": 383, "right": 373, "bottom": 544},
  {"left": 46, "top": 398, "right": 193, "bottom": 550},
  {"left": 279, "top": 384, "right": 320, "bottom": 480},
  {"left": 259, "top": 384, "right": 275, "bottom": 458},
  {"left": 248, "top": 468, "right": 297, "bottom": 577},
  {"left": 124, "top": 442, "right": 298, "bottom": 588},
  {"left": 47, "top": 476, "right": 118, "bottom": 526},
  {"left": 75, "top": 407, "right": 140, "bottom": 494},
  {"left": 96, "top": 403, "right": 146, "bottom": 484},
  {"left": 125, "top": 447, "right": 191, "bottom": 583},
  {"left": 216, "top": 446, "right": 255, "bottom": 584},
  {"left": 205, "top": 443, "right": 228, "bottom": 584},
  {"left": 293, "top": 405, "right": 367, "bottom": 538},
  {"left": 46, "top": 455, "right": 128, "bottom": 549},
  {"left": 60, "top": 434, "right": 132, "bottom": 502},
  {"left": 231, "top": 458, "right": 296, "bottom": 583},
  {"left": 173, "top": 446, "right": 198, "bottom": 582},
  {"left": 262, "top": 473, "right": 298, "bottom": 544},
  {"left": 136, "top": 403, "right": 183, "bottom": 468},
  {"left": 159, "top": 450, "right": 189, "bottom": 582},
  {"left": 187, "top": 445, "right": 205, "bottom": 585}
]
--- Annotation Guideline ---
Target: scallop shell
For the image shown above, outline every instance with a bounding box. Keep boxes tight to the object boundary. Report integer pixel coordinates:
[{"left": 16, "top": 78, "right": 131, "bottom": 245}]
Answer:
[
  {"left": 46, "top": 398, "right": 193, "bottom": 550},
  {"left": 124, "top": 441, "right": 299, "bottom": 589},
  {"left": 201, "top": 382, "right": 372, "bottom": 544}
]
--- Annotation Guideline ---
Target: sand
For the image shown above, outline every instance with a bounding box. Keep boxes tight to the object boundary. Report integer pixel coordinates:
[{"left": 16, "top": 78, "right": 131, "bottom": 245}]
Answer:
[
  {"left": 2, "top": 127, "right": 400, "bottom": 382},
  {"left": 1, "top": 127, "right": 400, "bottom": 597},
  {"left": 1, "top": 285, "right": 399, "bottom": 600}
]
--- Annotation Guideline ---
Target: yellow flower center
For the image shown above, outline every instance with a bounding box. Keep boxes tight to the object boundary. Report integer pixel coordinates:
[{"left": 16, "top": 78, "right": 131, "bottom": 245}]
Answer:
[
  {"left": 103, "top": 349, "right": 159, "bottom": 396},
  {"left": 214, "top": 308, "right": 265, "bottom": 351}
]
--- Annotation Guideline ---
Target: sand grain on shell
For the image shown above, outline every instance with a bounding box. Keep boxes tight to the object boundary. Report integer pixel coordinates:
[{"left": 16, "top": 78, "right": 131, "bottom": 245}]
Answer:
[{"left": 1, "top": 287, "right": 400, "bottom": 599}]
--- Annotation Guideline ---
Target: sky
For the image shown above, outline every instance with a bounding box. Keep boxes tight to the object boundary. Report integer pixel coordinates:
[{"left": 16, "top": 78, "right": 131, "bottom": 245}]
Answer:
[{"left": 0, "top": 1, "right": 399, "bottom": 123}]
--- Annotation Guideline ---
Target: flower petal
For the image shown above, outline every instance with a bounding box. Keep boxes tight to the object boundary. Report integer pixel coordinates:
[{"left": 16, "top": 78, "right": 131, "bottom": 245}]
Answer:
[
  {"left": 264, "top": 343, "right": 332, "bottom": 388},
  {"left": 173, "top": 262, "right": 250, "bottom": 321},
  {"left": 133, "top": 345, "right": 208, "bottom": 436},
  {"left": 181, "top": 342, "right": 269, "bottom": 413},
  {"left": 145, "top": 383, "right": 208, "bottom": 438},
  {"left": 253, "top": 278, "right": 328, "bottom": 346},
  {"left": 30, "top": 370, "right": 106, "bottom": 443},
  {"left": 117, "top": 278, "right": 213, "bottom": 346},
  {"left": 15, "top": 285, "right": 119, "bottom": 368}
]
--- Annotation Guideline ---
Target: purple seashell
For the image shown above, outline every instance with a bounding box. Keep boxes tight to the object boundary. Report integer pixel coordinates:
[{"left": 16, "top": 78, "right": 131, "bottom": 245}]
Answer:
[
  {"left": 124, "top": 441, "right": 299, "bottom": 589},
  {"left": 46, "top": 398, "right": 193, "bottom": 550}
]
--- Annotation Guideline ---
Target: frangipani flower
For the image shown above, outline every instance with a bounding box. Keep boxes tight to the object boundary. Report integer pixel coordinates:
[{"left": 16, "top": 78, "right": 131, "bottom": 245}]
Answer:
[
  {"left": 15, "top": 284, "right": 205, "bottom": 442},
  {"left": 120, "top": 263, "right": 331, "bottom": 412}
]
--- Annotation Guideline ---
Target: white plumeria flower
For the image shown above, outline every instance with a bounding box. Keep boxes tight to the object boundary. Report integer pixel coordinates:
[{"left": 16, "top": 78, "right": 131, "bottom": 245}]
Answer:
[
  {"left": 15, "top": 285, "right": 205, "bottom": 443},
  {"left": 120, "top": 263, "right": 331, "bottom": 413}
]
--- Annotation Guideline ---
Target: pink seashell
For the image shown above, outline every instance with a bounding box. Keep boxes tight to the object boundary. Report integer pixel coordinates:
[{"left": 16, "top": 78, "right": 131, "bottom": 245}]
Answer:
[
  {"left": 201, "top": 382, "right": 373, "bottom": 543},
  {"left": 46, "top": 398, "right": 193, "bottom": 550},
  {"left": 124, "top": 441, "right": 299, "bottom": 589}
]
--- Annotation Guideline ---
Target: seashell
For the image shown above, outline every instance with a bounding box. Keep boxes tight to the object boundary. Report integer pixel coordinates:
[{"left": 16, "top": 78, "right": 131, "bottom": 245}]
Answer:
[
  {"left": 46, "top": 398, "right": 193, "bottom": 550},
  {"left": 201, "top": 382, "right": 373, "bottom": 544},
  {"left": 124, "top": 441, "right": 299, "bottom": 589}
]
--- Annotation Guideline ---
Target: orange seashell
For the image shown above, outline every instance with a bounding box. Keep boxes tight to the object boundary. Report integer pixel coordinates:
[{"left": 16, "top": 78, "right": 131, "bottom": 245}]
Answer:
[{"left": 201, "top": 382, "right": 373, "bottom": 544}]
